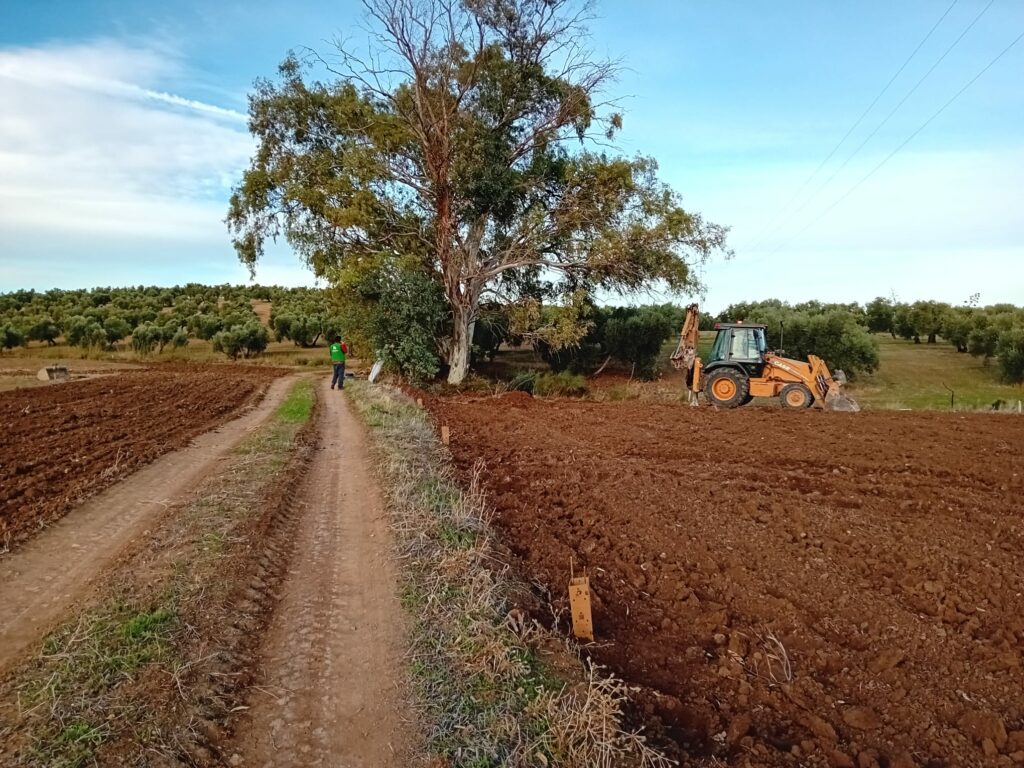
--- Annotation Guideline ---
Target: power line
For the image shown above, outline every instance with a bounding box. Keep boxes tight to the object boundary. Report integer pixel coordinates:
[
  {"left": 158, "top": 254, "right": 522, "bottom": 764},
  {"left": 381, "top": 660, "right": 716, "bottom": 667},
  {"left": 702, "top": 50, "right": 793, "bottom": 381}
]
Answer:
[
  {"left": 766, "top": 26, "right": 1024, "bottom": 256},
  {"left": 743, "top": 0, "right": 960, "bottom": 252},
  {"left": 776, "top": 0, "right": 996, "bottom": 231}
]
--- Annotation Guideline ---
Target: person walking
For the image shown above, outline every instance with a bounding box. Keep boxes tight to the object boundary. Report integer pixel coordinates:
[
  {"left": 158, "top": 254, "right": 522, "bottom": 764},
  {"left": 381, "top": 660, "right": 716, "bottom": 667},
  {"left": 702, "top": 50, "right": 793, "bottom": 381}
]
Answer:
[{"left": 329, "top": 336, "right": 348, "bottom": 390}]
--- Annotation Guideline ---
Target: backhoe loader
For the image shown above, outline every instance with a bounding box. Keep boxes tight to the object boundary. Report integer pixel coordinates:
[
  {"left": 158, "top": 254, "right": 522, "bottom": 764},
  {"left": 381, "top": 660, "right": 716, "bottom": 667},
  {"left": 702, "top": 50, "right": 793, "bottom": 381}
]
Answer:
[{"left": 670, "top": 304, "right": 859, "bottom": 411}]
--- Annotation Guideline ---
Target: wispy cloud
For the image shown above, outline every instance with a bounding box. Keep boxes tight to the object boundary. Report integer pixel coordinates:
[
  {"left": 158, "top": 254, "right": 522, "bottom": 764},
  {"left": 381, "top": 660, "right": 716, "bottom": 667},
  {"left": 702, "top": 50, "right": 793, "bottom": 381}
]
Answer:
[{"left": 0, "top": 40, "right": 251, "bottom": 244}]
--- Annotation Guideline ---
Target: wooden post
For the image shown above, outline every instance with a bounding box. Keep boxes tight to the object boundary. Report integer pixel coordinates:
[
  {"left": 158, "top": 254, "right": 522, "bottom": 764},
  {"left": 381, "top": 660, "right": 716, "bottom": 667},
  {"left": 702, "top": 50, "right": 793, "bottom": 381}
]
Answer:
[
  {"left": 441, "top": 425, "right": 450, "bottom": 445},
  {"left": 569, "top": 571, "right": 594, "bottom": 642},
  {"left": 416, "top": 397, "right": 424, "bottom": 408}
]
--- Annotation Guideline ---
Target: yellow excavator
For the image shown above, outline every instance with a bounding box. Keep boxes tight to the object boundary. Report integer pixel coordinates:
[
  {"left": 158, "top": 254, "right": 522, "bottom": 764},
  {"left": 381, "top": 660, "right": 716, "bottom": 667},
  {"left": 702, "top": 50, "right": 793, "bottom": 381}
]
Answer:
[{"left": 671, "top": 304, "right": 859, "bottom": 412}]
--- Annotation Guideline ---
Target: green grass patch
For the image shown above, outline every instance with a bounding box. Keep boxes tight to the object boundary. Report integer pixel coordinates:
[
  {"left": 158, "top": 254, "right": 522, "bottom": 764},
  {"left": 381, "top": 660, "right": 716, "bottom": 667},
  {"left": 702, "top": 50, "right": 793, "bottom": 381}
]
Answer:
[
  {"left": 27, "top": 602, "right": 177, "bottom": 766},
  {"left": 850, "top": 335, "right": 1024, "bottom": 410},
  {"left": 276, "top": 378, "right": 315, "bottom": 422}
]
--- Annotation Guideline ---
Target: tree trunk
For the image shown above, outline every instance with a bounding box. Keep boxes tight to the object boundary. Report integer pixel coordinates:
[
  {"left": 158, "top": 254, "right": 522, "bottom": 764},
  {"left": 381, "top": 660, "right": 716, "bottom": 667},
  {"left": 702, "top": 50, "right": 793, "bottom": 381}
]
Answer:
[{"left": 447, "top": 304, "right": 475, "bottom": 385}]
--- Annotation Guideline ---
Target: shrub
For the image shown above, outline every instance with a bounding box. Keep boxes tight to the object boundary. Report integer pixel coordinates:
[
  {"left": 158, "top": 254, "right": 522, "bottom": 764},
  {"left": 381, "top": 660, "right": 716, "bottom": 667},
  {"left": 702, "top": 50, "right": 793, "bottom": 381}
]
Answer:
[
  {"left": 27, "top": 317, "right": 60, "bottom": 346},
  {"left": 604, "top": 308, "right": 674, "bottom": 380},
  {"left": 968, "top": 326, "right": 999, "bottom": 363},
  {"left": 533, "top": 371, "right": 588, "bottom": 397},
  {"left": 996, "top": 329, "right": 1024, "bottom": 384},
  {"left": 212, "top": 322, "right": 269, "bottom": 359},
  {"left": 65, "top": 316, "right": 108, "bottom": 349},
  {"left": 103, "top": 316, "right": 132, "bottom": 346},
  {"left": 188, "top": 313, "right": 224, "bottom": 341},
  {"left": 745, "top": 309, "right": 879, "bottom": 378},
  {"left": 371, "top": 269, "right": 447, "bottom": 382},
  {"left": 472, "top": 305, "right": 511, "bottom": 362},
  {"left": 1, "top": 322, "right": 25, "bottom": 352},
  {"left": 507, "top": 370, "right": 537, "bottom": 393}
]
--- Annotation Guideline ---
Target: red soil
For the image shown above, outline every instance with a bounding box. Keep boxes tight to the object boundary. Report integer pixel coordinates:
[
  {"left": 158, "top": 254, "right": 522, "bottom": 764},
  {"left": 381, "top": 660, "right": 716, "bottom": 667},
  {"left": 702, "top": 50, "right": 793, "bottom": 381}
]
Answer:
[
  {"left": 0, "top": 365, "right": 286, "bottom": 549},
  {"left": 429, "top": 395, "right": 1024, "bottom": 767}
]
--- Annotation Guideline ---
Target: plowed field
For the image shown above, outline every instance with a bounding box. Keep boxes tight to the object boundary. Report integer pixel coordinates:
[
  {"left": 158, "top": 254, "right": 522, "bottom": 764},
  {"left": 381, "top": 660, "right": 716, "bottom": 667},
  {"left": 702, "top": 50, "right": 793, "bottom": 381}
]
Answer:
[
  {"left": 430, "top": 396, "right": 1024, "bottom": 767},
  {"left": 0, "top": 365, "right": 286, "bottom": 549}
]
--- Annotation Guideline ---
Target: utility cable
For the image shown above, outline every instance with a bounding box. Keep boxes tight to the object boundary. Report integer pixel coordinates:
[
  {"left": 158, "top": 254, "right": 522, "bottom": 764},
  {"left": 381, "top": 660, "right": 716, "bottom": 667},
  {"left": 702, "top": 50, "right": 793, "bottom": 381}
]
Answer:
[
  {"left": 766, "top": 26, "right": 1024, "bottom": 256},
  {"left": 743, "top": 0, "right": 960, "bottom": 252},
  {"left": 783, "top": 0, "right": 996, "bottom": 221}
]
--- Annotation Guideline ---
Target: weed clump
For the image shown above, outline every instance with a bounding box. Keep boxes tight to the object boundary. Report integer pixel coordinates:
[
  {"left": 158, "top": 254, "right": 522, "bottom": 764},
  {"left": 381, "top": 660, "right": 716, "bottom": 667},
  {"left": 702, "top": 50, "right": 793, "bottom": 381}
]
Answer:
[{"left": 508, "top": 370, "right": 588, "bottom": 397}]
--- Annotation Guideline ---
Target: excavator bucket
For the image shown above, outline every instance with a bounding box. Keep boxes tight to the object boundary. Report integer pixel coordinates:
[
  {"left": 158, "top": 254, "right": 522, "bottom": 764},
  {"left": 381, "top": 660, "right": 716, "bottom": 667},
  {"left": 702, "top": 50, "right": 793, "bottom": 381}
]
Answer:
[
  {"left": 824, "top": 384, "right": 860, "bottom": 412},
  {"left": 37, "top": 365, "right": 70, "bottom": 382}
]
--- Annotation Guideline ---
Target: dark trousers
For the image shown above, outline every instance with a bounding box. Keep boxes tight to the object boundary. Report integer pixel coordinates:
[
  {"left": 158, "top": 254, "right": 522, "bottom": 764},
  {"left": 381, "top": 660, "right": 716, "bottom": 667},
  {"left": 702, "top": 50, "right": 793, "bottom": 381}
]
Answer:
[{"left": 331, "top": 361, "right": 346, "bottom": 388}]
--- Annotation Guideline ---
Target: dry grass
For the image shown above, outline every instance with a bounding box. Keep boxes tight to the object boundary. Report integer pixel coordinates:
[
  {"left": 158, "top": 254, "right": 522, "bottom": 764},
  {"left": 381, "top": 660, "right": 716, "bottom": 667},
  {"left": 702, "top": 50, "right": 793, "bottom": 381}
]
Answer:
[{"left": 348, "top": 382, "right": 674, "bottom": 768}]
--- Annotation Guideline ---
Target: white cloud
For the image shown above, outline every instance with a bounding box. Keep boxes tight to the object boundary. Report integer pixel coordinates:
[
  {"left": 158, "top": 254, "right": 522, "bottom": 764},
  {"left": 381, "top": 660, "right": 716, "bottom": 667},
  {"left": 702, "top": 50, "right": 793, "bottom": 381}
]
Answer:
[{"left": 0, "top": 40, "right": 252, "bottom": 246}]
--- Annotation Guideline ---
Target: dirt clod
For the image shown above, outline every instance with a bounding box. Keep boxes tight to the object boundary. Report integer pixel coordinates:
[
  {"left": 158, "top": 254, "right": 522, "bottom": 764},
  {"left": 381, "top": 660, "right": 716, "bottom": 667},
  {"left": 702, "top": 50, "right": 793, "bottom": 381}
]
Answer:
[{"left": 843, "top": 706, "right": 883, "bottom": 731}]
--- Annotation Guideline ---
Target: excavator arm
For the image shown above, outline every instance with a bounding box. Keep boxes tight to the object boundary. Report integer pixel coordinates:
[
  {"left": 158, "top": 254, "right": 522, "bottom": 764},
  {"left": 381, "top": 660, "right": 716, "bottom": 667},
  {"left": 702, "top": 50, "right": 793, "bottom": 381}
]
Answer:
[
  {"left": 670, "top": 303, "right": 701, "bottom": 375},
  {"left": 670, "top": 303, "right": 702, "bottom": 402}
]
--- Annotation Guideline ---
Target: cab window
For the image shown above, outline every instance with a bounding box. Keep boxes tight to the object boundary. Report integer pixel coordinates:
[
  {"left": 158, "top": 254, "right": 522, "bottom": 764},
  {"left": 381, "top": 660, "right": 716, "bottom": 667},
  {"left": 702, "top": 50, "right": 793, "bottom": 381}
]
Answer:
[
  {"left": 709, "top": 329, "right": 729, "bottom": 362},
  {"left": 727, "top": 328, "right": 765, "bottom": 360}
]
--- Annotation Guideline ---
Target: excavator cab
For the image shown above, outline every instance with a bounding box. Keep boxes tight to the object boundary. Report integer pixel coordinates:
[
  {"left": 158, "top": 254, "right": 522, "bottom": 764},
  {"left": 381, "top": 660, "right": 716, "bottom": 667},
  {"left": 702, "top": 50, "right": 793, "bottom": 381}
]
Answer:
[{"left": 707, "top": 323, "right": 769, "bottom": 377}]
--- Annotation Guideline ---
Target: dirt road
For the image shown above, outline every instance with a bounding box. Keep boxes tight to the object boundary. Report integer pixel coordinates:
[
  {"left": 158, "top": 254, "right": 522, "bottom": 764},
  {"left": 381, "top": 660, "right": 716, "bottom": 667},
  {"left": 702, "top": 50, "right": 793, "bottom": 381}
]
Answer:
[
  {"left": 230, "top": 380, "right": 408, "bottom": 768},
  {"left": 0, "top": 375, "right": 296, "bottom": 673}
]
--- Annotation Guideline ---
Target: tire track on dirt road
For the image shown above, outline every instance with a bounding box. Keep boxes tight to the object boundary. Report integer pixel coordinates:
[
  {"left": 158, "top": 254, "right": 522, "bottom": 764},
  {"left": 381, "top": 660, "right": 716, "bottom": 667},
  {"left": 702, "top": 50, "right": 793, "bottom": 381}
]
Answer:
[
  {"left": 0, "top": 375, "right": 297, "bottom": 673},
  {"left": 229, "top": 379, "right": 408, "bottom": 768}
]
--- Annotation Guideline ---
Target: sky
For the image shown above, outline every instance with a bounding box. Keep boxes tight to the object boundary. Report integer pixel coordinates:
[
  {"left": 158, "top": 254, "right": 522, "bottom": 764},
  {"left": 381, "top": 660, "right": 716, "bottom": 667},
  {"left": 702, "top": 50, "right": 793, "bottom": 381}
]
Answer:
[{"left": 1, "top": 0, "right": 1022, "bottom": 313}]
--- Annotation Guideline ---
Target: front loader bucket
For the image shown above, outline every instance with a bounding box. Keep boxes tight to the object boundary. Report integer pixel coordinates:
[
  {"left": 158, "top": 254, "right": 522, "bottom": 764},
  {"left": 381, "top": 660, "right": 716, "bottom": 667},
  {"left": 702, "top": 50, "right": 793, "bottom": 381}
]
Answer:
[
  {"left": 824, "top": 385, "right": 860, "bottom": 412},
  {"left": 37, "top": 365, "right": 70, "bottom": 382}
]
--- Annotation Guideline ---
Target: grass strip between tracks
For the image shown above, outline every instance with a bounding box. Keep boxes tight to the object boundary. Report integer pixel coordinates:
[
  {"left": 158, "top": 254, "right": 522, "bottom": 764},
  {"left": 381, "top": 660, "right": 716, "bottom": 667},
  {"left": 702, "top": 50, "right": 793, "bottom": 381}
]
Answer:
[
  {"left": 347, "top": 381, "right": 673, "bottom": 768},
  {"left": 0, "top": 377, "right": 317, "bottom": 767}
]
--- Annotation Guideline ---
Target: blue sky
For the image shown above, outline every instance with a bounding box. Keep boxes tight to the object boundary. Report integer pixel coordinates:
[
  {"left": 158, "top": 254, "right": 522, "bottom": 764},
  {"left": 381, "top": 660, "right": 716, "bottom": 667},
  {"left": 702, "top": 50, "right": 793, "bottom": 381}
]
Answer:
[{"left": 1, "top": 0, "right": 1022, "bottom": 312}]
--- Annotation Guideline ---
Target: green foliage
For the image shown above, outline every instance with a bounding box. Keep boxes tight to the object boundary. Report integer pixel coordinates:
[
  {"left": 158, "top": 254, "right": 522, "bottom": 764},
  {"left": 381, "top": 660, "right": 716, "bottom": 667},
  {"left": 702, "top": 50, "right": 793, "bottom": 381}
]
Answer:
[
  {"left": 131, "top": 321, "right": 188, "bottom": 355},
  {"left": 1, "top": 322, "right": 25, "bottom": 352},
  {"left": 907, "top": 300, "right": 948, "bottom": 344},
  {"left": 27, "top": 316, "right": 60, "bottom": 345},
  {"left": 276, "top": 379, "right": 316, "bottom": 423},
  {"left": 892, "top": 303, "right": 916, "bottom": 342},
  {"left": 472, "top": 305, "right": 513, "bottom": 362},
  {"left": 865, "top": 297, "right": 895, "bottom": 334},
  {"left": 227, "top": 4, "right": 730, "bottom": 383},
  {"left": 66, "top": 316, "right": 108, "bottom": 349},
  {"left": 788, "top": 312, "right": 880, "bottom": 376},
  {"left": 212, "top": 322, "right": 269, "bottom": 359},
  {"left": 604, "top": 307, "right": 675, "bottom": 379},
  {"left": 996, "top": 328, "right": 1024, "bottom": 384},
  {"left": 968, "top": 326, "right": 1000, "bottom": 363},
  {"left": 941, "top": 308, "right": 974, "bottom": 353},
  {"left": 188, "top": 313, "right": 224, "bottom": 340},
  {"left": 102, "top": 316, "right": 132, "bottom": 346},
  {"left": 507, "top": 370, "right": 538, "bottom": 393},
  {"left": 370, "top": 268, "right": 447, "bottom": 382},
  {"left": 532, "top": 371, "right": 588, "bottom": 397},
  {"left": 723, "top": 302, "right": 879, "bottom": 377}
]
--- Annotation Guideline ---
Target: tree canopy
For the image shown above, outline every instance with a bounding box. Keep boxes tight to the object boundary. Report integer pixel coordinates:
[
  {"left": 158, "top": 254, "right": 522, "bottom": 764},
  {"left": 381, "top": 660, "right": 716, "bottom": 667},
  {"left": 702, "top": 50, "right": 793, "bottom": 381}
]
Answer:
[{"left": 227, "top": 0, "right": 731, "bottom": 383}]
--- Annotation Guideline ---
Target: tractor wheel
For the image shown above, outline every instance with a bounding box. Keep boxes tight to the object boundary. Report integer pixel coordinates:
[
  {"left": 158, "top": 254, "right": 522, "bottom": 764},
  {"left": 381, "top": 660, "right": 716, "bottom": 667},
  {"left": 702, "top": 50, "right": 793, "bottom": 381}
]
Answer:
[
  {"left": 780, "top": 383, "right": 814, "bottom": 409},
  {"left": 704, "top": 368, "right": 749, "bottom": 408}
]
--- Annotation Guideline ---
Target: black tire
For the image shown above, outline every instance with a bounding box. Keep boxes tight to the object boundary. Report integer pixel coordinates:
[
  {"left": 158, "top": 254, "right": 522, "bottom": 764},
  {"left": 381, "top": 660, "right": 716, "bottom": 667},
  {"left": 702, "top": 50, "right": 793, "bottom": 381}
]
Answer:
[
  {"left": 780, "top": 383, "right": 814, "bottom": 409},
  {"left": 704, "top": 368, "right": 749, "bottom": 408},
  {"left": 740, "top": 393, "right": 755, "bottom": 406}
]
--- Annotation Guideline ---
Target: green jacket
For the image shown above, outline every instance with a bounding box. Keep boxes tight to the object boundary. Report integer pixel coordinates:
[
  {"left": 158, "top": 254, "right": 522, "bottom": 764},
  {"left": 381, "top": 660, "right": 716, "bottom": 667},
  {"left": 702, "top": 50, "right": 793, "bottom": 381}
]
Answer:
[{"left": 330, "top": 342, "right": 347, "bottom": 362}]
